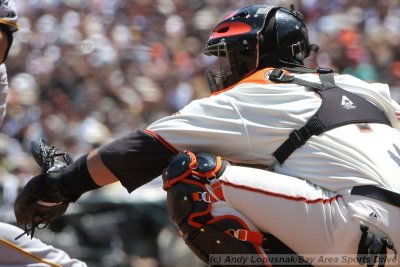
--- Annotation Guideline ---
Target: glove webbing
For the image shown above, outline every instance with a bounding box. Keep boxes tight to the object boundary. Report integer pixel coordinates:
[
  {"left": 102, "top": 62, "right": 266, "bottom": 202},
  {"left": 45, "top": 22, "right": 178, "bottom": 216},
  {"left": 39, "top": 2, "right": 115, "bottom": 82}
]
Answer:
[{"left": 15, "top": 222, "right": 48, "bottom": 240}]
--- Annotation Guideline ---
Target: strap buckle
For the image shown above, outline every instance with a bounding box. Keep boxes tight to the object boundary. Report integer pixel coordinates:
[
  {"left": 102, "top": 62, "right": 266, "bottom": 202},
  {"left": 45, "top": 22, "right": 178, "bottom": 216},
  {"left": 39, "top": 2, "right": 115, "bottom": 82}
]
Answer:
[
  {"left": 291, "top": 41, "right": 304, "bottom": 56},
  {"left": 270, "top": 68, "right": 284, "bottom": 80},
  {"left": 205, "top": 180, "right": 225, "bottom": 201},
  {"left": 316, "top": 67, "right": 334, "bottom": 74},
  {"left": 233, "top": 229, "right": 248, "bottom": 242},
  {"left": 192, "top": 192, "right": 212, "bottom": 202},
  {"left": 198, "top": 192, "right": 211, "bottom": 203},
  {"left": 289, "top": 129, "right": 307, "bottom": 147},
  {"left": 269, "top": 68, "right": 294, "bottom": 83}
]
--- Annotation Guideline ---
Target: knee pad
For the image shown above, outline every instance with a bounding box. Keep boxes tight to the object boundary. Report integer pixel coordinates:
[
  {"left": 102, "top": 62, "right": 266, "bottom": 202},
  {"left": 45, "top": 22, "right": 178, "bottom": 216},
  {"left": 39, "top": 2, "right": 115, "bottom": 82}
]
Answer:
[
  {"left": 162, "top": 151, "right": 311, "bottom": 267},
  {"left": 166, "top": 180, "right": 212, "bottom": 229},
  {"left": 163, "top": 151, "right": 226, "bottom": 228},
  {"left": 163, "top": 151, "right": 269, "bottom": 265},
  {"left": 185, "top": 216, "right": 270, "bottom": 266},
  {"left": 163, "top": 151, "right": 227, "bottom": 190}
]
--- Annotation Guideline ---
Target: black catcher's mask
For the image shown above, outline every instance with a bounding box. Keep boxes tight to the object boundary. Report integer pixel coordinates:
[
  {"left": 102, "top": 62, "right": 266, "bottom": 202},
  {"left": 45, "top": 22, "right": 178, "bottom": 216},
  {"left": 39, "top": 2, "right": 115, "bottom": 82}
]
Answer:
[{"left": 204, "top": 5, "right": 318, "bottom": 93}]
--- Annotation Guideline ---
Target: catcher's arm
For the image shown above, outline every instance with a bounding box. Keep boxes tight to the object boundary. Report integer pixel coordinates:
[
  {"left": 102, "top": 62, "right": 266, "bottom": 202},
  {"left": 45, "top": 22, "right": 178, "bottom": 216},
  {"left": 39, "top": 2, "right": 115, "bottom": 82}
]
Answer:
[{"left": 14, "top": 139, "right": 82, "bottom": 238}]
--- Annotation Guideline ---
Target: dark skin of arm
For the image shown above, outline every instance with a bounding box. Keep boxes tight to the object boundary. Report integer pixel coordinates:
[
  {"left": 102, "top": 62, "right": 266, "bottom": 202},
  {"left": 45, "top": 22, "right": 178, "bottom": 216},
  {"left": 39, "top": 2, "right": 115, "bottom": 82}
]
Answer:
[{"left": 87, "top": 148, "right": 119, "bottom": 186}]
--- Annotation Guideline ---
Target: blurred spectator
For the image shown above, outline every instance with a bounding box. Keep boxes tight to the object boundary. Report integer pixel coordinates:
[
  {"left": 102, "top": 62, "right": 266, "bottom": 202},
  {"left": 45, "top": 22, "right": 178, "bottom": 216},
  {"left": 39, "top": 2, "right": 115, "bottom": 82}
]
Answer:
[
  {"left": 2, "top": 0, "right": 399, "bottom": 154},
  {"left": 1, "top": 0, "right": 400, "bottom": 266}
]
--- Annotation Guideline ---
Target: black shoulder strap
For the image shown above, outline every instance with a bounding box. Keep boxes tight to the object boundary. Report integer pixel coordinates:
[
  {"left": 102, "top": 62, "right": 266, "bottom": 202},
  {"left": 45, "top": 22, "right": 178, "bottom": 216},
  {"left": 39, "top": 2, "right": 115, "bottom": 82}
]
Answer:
[
  {"left": 269, "top": 67, "right": 335, "bottom": 90},
  {"left": 269, "top": 68, "right": 391, "bottom": 165}
]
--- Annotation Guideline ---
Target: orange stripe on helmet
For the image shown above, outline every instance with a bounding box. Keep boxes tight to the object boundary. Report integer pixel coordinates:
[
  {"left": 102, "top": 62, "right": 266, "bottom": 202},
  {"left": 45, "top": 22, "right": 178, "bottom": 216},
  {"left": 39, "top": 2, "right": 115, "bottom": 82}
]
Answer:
[{"left": 210, "top": 21, "right": 252, "bottom": 39}]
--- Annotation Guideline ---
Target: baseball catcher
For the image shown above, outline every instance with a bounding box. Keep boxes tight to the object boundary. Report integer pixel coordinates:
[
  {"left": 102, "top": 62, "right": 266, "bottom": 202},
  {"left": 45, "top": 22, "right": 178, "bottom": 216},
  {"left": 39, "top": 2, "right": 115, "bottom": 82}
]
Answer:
[{"left": 15, "top": 4, "right": 400, "bottom": 267}]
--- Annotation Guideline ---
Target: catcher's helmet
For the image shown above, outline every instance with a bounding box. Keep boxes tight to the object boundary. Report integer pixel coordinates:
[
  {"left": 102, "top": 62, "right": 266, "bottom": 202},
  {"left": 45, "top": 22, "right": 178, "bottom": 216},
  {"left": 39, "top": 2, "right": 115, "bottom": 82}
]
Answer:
[{"left": 204, "top": 5, "right": 318, "bottom": 92}]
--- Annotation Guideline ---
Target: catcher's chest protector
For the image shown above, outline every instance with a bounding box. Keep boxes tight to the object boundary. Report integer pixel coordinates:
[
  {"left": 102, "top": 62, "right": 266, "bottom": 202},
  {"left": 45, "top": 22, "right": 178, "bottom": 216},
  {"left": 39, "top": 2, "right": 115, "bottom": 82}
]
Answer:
[
  {"left": 162, "top": 151, "right": 311, "bottom": 267},
  {"left": 269, "top": 68, "right": 391, "bottom": 165}
]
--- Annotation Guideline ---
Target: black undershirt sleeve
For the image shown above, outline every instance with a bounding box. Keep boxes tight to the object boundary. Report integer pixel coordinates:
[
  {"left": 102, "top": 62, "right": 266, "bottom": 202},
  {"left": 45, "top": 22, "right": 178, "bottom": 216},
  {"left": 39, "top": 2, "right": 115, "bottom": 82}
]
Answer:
[{"left": 98, "top": 129, "right": 177, "bottom": 192}]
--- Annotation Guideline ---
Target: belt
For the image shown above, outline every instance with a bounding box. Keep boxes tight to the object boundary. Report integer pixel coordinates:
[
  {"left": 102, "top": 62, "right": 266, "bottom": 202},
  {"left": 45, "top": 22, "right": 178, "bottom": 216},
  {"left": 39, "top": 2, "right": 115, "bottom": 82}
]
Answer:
[{"left": 351, "top": 185, "right": 400, "bottom": 208}]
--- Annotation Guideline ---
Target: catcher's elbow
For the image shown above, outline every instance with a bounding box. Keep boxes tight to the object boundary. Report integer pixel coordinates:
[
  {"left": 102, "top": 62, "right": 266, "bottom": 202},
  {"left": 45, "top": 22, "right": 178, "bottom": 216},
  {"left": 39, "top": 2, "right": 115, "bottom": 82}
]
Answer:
[{"left": 87, "top": 148, "right": 119, "bottom": 186}]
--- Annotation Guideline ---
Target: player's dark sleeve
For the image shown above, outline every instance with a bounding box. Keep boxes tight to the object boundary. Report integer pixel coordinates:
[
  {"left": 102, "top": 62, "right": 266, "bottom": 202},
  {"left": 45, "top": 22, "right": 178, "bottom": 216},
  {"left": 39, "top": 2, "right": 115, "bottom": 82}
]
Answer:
[{"left": 98, "top": 129, "right": 178, "bottom": 192}]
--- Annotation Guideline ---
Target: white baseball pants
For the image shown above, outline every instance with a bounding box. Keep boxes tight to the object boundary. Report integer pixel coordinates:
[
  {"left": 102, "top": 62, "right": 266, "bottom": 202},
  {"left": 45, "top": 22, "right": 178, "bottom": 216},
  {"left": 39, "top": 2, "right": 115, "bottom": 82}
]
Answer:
[{"left": 209, "top": 166, "right": 399, "bottom": 267}]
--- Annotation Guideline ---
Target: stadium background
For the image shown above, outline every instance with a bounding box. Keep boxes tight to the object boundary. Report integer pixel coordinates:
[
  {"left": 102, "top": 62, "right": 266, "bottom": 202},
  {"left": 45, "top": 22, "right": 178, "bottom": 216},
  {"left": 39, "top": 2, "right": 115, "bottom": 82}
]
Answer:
[{"left": 1, "top": 0, "right": 400, "bottom": 266}]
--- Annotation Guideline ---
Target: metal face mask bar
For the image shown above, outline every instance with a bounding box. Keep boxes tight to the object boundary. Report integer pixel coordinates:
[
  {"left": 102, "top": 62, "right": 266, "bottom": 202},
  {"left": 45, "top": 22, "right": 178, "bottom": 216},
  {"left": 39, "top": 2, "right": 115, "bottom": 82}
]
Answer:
[{"left": 205, "top": 40, "right": 231, "bottom": 93}]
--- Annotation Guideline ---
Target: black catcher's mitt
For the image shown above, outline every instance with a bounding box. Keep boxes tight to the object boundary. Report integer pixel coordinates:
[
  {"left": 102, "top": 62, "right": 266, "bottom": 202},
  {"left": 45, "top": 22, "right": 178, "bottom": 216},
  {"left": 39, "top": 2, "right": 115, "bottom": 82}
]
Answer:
[{"left": 14, "top": 139, "right": 73, "bottom": 238}]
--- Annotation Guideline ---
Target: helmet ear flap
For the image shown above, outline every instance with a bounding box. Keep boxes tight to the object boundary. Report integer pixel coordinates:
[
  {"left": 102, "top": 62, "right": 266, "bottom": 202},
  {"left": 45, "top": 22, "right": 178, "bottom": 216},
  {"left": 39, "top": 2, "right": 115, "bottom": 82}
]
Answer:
[{"left": 258, "top": 6, "right": 317, "bottom": 67}]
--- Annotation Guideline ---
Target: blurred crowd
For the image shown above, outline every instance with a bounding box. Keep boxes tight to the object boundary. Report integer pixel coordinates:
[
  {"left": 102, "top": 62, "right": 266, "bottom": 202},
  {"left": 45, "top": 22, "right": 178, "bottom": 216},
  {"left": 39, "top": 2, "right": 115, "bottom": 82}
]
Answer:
[{"left": 0, "top": 0, "right": 400, "bottom": 264}]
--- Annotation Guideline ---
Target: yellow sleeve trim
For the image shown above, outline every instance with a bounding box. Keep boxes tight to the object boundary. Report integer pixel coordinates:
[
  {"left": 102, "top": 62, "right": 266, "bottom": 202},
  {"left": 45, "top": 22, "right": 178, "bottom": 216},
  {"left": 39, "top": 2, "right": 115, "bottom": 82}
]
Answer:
[
  {"left": 0, "top": 18, "right": 19, "bottom": 32},
  {"left": 0, "top": 237, "right": 63, "bottom": 267}
]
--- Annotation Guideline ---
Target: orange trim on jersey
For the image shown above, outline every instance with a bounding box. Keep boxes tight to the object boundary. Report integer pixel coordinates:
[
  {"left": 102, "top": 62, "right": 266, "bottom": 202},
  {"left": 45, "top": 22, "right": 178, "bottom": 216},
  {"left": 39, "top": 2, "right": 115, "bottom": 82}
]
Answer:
[
  {"left": 0, "top": 237, "right": 63, "bottom": 267},
  {"left": 220, "top": 180, "right": 342, "bottom": 204},
  {"left": 210, "top": 67, "right": 292, "bottom": 95},
  {"left": 144, "top": 129, "right": 178, "bottom": 154}
]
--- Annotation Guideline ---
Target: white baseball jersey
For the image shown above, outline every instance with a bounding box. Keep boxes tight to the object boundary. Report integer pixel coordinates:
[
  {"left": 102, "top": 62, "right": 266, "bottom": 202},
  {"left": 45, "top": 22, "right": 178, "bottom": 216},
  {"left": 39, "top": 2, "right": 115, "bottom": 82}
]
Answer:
[
  {"left": 0, "top": 222, "right": 87, "bottom": 267},
  {"left": 148, "top": 67, "right": 400, "bottom": 265},
  {"left": 148, "top": 68, "right": 400, "bottom": 193}
]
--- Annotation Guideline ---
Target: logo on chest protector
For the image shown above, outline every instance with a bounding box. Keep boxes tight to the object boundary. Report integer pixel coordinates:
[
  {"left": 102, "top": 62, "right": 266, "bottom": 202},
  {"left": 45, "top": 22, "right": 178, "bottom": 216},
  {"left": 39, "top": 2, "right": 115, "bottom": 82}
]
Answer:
[{"left": 341, "top": 95, "right": 357, "bottom": 109}]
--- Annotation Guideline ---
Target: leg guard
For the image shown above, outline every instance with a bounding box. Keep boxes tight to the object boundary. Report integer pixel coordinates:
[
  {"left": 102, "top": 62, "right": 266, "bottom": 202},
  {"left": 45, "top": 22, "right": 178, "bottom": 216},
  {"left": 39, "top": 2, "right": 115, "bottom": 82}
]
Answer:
[
  {"left": 183, "top": 216, "right": 270, "bottom": 266},
  {"left": 162, "top": 151, "right": 312, "bottom": 267}
]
